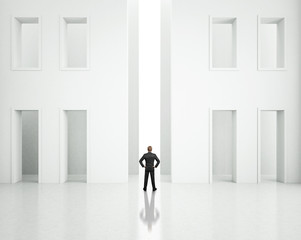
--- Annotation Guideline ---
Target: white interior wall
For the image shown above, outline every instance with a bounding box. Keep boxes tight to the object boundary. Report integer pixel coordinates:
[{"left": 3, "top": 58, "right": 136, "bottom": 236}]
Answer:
[
  {"left": 260, "top": 111, "right": 277, "bottom": 176},
  {"left": 67, "top": 111, "right": 87, "bottom": 176},
  {"left": 0, "top": 0, "right": 128, "bottom": 183},
  {"left": 212, "top": 111, "right": 233, "bottom": 176},
  {"left": 22, "top": 111, "right": 38, "bottom": 175},
  {"left": 171, "top": 0, "right": 301, "bottom": 183},
  {"left": 1, "top": 0, "right": 301, "bottom": 183}
]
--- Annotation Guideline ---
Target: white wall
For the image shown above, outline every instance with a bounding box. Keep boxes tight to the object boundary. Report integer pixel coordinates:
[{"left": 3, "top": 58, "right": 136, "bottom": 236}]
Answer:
[
  {"left": 171, "top": 0, "right": 301, "bottom": 183},
  {"left": 67, "top": 111, "right": 87, "bottom": 175},
  {"left": 22, "top": 111, "right": 38, "bottom": 175},
  {"left": 1, "top": 0, "right": 301, "bottom": 183},
  {"left": 0, "top": 0, "right": 128, "bottom": 183},
  {"left": 260, "top": 111, "right": 277, "bottom": 176}
]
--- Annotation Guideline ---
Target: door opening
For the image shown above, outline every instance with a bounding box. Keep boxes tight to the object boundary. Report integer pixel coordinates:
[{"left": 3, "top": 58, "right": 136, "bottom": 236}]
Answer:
[
  {"left": 60, "top": 110, "right": 87, "bottom": 183},
  {"left": 210, "top": 110, "right": 237, "bottom": 183},
  {"left": 11, "top": 110, "right": 40, "bottom": 183},
  {"left": 258, "top": 110, "right": 285, "bottom": 183}
]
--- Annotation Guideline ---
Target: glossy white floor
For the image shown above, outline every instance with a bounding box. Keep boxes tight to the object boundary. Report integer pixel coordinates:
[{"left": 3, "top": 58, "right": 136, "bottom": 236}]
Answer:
[{"left": 0, "top": 175, "right": 301, "bottom": 240}]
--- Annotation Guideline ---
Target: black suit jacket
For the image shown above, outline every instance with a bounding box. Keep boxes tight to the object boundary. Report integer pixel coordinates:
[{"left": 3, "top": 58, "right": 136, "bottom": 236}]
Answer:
[{"left": 139, "top": 152, "right": 160, "bottom": 171}]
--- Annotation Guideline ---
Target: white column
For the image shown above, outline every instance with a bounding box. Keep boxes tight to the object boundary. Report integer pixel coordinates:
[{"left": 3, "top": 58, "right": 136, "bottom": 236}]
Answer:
[
  {"left": 128, "top": 0, "right": 139, "bottom": 175},
  {"left": 160, "top": 0, "right": 171, "bottom": 175}
]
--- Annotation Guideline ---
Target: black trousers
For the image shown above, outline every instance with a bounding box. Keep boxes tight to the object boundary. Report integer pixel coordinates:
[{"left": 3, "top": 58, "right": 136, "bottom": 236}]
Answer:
[{"left": 144, "top": 170, "right": 156, "bottom": 189}]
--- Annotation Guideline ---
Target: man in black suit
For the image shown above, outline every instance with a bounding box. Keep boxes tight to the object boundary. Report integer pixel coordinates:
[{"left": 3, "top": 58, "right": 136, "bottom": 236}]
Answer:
[{"left": 139, "top": 146, "right": 160, "bottom": 191}]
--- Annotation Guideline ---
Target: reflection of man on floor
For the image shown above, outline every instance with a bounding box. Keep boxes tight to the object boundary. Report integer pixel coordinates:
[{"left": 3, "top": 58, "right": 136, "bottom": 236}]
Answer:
[
  {"left": 139, "top": 146, "right": 160, "bottom": 191},
  {"left": 140, "top": 191, "right": 160, "bottom": 232}
]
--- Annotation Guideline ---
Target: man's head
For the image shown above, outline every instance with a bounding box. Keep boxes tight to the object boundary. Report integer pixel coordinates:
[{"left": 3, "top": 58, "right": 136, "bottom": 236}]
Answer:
[{"left": 147, "top": 146, "right": 152, "bottom": 152}]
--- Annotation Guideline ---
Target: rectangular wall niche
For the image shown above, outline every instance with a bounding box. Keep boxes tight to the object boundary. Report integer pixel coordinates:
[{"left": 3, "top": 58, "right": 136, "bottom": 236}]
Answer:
[
  {"left": 258, "top": 110, "right": 285, "bottom": 183},
  {"left": 11, "top": 17, "right": 41, "bottom": 70},
  {"left": 60, "top": 17, "right": 89, "bottom": 70},
  {"left": 60, "top": 110, "right": 88, "bottom": 183},
  {"left": 258, "top": 17, "right": 285, "bottom": 70},
  {"left": 11, "top": 110, "right": 41, "bottom": 183},
  {"left": 210, "top": 110, "right": 237, "bottom": 183},
  {"left": 210, "top": 17, "right": 237, "bottom": 70}
]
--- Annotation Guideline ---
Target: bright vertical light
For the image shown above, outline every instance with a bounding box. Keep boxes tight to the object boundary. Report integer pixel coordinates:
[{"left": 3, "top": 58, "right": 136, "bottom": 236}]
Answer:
[
  {"left": 138, "top": 2, "right": 161, "bottom": 237},
  {"left": 139, "top": 0, "right": 161, "bottom": 167}
]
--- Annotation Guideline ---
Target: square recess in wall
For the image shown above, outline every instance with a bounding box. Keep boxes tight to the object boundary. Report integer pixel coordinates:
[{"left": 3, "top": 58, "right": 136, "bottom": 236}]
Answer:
[
  {"left": 11, "top": 16, "right": 41, "bottom": 70},
  {"left": 209, "top": 17, "right": 238, "bottom": 70},
  {"left": 60, "top": 17, "right": 90, "bottom": 70},
  {"left": 258, "top": 17, "right": 285, "bottom": 71}
]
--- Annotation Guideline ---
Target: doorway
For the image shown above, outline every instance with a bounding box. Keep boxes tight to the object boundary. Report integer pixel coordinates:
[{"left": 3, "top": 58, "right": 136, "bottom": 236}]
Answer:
[
  {"left": 11, "top": 109, "right": 41, "bottom": 183},
  {"left": 210, "top": 110, "right": 237, "bottom": 183},
  {"left": 60, "top": 110, "right": 88, "bottom": 183},
  {"left": 258, "top": 110, "right": 285, "bottom": 183}
]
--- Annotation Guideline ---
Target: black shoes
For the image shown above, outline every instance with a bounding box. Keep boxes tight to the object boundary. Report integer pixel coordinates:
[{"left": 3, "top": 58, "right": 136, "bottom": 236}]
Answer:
[{"left": 143, "top": 188, "right": 157, "bottom": 191}]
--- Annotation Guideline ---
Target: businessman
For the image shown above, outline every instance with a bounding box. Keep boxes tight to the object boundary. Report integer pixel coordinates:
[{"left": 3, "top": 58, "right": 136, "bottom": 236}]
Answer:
[{"left": 139, "top": 146, "right": 160, "bottom": 191}]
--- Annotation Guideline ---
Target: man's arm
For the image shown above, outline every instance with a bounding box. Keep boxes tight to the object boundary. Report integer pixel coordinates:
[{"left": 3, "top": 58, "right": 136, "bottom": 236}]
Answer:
[
  {"left": 154, "top": 154, "right": 160, "bottom": 168},
  {"left": 139, "top": 154, "right": 145, "bottom": 168}
]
